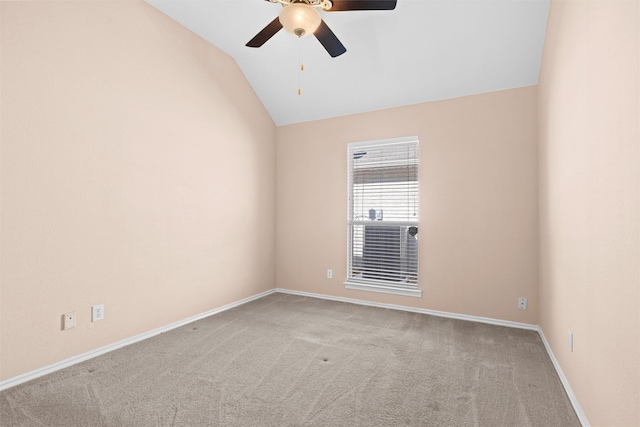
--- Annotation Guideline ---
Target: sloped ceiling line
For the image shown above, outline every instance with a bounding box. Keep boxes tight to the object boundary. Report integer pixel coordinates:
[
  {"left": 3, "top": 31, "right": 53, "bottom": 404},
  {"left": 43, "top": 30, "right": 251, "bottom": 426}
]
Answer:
[{"left": 146, "top": 0, "right": 550, "bottom": 126}]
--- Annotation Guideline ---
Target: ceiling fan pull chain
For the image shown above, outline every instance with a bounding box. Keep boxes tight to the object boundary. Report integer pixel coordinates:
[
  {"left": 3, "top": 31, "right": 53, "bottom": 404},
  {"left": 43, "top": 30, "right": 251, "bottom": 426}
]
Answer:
[{"left": 298, "top": 38, "right": 304, "bottom": 95}]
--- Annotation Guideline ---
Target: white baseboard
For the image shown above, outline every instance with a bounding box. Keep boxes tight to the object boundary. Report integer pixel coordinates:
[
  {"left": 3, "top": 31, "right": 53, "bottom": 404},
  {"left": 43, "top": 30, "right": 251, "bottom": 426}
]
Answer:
[
  {"left": 275, "top": 288, "right": 538, "bottom": 331},
  {"left": 1, "top": 286, "right": 589, "bottom": 427},
  {"left": 275, "top": 288, "right": 588, "bottom": 426},
  {"left": 536, "top": 327, "right": 590, "bottom": 426},
  {"left": 0, "top": 289, "right": 276, "bottom": 392}
]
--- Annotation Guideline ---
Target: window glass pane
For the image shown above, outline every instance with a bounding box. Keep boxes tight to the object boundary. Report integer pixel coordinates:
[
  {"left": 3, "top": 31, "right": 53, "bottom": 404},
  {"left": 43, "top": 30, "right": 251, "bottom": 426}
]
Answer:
[
  {"left": 347, "top": 138, "right": 419, "bottom": 293},
  {"left": 352, "top": 181, "right": 418, "bottom": 222}
]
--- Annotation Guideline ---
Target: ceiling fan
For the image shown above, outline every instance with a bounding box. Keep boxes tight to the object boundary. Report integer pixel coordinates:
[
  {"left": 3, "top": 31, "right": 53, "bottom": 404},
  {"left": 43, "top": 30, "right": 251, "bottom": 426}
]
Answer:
[{"left": 246, "top": 0, "right": 397, "bottom": 58}]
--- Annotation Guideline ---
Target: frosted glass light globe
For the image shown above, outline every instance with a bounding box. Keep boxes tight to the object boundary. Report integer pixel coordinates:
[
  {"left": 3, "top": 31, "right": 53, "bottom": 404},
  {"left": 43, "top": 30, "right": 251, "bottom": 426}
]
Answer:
[{"left": 279, "top": 3, "right": 321, "bottom": 38}]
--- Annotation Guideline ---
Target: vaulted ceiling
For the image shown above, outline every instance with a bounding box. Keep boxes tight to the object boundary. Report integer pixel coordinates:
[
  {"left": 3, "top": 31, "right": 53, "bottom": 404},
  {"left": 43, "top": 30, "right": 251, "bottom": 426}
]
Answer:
[{"left": 146, "top": 0, "right": 550, "bottom": 126}]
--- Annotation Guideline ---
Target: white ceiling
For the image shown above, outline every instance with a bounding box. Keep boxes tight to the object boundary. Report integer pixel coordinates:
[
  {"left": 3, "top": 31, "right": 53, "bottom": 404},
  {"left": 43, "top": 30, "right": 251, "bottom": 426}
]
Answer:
[{"left": 146, "top": 0, "right": 550, "bottom": 126}]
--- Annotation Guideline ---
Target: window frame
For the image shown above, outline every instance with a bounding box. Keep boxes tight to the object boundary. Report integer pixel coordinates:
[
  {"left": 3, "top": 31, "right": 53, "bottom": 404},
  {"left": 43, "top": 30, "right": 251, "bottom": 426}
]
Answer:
[{"left": 344, "top": 136, "right": 421, "bottom": 298}]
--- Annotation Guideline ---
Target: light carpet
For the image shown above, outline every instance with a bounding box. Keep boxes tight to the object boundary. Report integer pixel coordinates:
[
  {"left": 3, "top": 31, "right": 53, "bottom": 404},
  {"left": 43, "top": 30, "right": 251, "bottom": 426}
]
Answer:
[{"left": 0, "top": 293, "right": 580, "bottom": 426}]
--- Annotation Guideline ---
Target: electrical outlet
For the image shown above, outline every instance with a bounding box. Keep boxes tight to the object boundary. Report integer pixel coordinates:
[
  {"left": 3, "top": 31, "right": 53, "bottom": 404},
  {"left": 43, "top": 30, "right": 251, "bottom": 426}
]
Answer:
[
  {"left": 63, "top": 312, "right": 76, "bottom": 330},
  {"left": 518, "top": 297, "right": 527, "bottom": 310},
  {"left": 327, "top": 269, "right": 333, "bottom": 279},
  {"left": 568, "top": 331, "right": 574, "bottom": 352},
  {"left": 92, "top": 304, "right": 104, "bottom": 322}
]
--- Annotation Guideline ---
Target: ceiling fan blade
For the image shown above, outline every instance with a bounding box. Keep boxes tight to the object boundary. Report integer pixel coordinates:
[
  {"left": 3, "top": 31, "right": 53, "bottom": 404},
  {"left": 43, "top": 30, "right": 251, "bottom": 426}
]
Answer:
[
  {"left": 314, "top": 20, "right": 347, "bottom": 57},
  {"left": 246, "top": 17, "right": 283, "bottom": 48},
  {"left": 326, "top": 0, "right": 397, "bottom": 11}
]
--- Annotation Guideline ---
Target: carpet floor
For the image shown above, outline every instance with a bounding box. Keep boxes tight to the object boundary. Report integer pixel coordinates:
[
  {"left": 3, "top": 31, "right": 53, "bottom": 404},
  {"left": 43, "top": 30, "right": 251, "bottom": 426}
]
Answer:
[{"left": 0, "top": 293, "right": 580, "bottom": 426}]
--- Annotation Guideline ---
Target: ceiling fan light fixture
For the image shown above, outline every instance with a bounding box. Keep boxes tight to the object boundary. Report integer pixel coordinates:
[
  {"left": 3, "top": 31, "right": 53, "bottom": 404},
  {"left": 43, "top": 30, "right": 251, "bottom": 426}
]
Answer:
[{"left": 279, "top": 3, "right": 321, "bottom": 38}]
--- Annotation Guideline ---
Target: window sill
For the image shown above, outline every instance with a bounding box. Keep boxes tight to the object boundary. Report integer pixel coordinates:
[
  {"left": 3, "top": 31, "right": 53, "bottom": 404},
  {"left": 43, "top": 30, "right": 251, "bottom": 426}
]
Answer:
[{"left": 344, "top": 280, "right": 422, "bottom": 298}]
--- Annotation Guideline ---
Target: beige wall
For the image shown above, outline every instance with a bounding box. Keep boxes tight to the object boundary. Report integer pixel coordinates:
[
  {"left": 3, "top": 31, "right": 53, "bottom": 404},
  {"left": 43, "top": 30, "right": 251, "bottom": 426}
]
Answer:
[
  {"left": 0, "top": 1, "right": 276, "bottom": 381},
  {"left": 537, "top": 0, "right": 640, "bottom": 425},
  {"left": 276, "top": 87, "right": 539, "bottom": 325},
  {"left": 3, "top": 1, "right": 637, "bottom": 424}
]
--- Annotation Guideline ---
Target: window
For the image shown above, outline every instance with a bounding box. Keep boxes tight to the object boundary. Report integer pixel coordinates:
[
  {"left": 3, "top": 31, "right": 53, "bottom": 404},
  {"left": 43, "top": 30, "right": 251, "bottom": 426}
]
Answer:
[{"left": 345, "top": 136, "right": 420, "bottom": 297}]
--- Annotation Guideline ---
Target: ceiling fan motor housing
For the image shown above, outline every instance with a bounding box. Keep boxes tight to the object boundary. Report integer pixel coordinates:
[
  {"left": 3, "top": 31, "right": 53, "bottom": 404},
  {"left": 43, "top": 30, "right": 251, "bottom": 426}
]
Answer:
[{"left": 270, "top": 0, "right": 334, "bottom": 10}]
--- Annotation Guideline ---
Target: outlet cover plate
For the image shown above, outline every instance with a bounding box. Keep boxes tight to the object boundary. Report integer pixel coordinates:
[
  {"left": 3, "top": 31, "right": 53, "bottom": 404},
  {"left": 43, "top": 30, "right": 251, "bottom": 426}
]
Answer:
[
  {"left": 63, "top": 312, "right": 76, "bottom": 330},
  {"left": 92, "top": 304, "right": 104, "bottom": 322},
  {"left": 518, "top": 298, "right": 527, "bottom": 310},
  {"left": 568, "top": 331, "right": 574, "bottom": 352}
]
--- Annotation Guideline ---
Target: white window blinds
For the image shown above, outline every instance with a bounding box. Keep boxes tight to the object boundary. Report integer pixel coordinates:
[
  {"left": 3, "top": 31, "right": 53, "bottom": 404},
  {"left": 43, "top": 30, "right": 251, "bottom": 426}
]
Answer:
[{"left": 345, "top": 136, "right": 420, "bottom": 297}]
